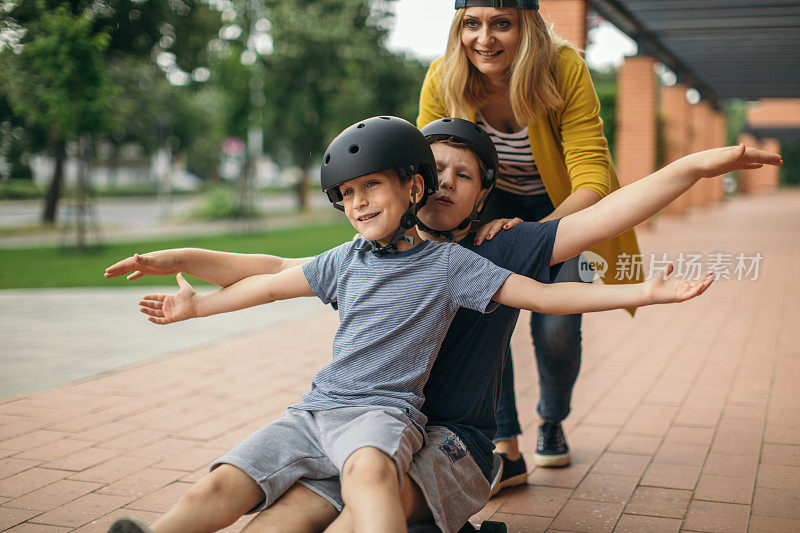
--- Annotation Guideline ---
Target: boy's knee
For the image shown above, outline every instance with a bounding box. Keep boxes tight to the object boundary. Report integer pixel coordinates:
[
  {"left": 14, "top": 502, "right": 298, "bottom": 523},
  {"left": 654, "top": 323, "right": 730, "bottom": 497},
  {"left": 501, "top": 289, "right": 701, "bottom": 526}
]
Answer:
[
  {"left": 342, "top": 447, "right": 398, "bottom": 487},
  {"left": 185, "top": 464, "right": 261, "bottom": 507}
]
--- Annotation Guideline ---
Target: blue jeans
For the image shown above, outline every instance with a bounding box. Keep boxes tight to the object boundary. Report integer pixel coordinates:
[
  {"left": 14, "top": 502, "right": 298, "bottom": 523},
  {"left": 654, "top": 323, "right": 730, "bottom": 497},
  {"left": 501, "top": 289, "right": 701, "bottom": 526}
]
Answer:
[
  {"left": 477, "top": 189, "right": 584, "bottom": 439},
  {"left": 495, "top": 256, "right": 583, "bottom": 438}
]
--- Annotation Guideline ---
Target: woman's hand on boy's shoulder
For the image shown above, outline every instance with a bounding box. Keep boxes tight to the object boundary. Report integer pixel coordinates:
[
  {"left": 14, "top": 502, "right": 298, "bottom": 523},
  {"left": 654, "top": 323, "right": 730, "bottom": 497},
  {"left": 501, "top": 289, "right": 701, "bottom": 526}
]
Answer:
[{"left": 473, "top": 217, "right": 524, "bottom": 245}]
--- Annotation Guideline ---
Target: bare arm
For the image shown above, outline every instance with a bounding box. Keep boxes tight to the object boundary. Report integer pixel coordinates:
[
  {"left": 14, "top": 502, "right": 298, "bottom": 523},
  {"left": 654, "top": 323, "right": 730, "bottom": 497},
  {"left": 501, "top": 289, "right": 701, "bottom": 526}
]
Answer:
[
  {"left": 138, "top": 266, "right": 314, "bottom": 324},
  {"left": 105, "top": 248, "right": 313, "bottom": 287},
  {"left": 551, "top": 145, "right": 782, "bottom": 265},
  {"left": 472, "top": 188, "right": 600, "bottom": 245},
  {"left": 538, "top": 188, "right": 601, "bottom": 222},
  {"left": 492, "top": 268, "right": 712, "bottom": 315}
]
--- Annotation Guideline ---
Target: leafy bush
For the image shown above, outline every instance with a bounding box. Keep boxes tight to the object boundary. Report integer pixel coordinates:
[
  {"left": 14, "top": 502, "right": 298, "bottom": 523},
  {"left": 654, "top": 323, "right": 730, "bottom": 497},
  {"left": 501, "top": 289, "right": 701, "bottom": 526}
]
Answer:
[
  {"left": 0, "top": 179, "right": 43, "bottom": 199},
  {"left": 192, "top": 185, "right": 260, "bottom": 220}
]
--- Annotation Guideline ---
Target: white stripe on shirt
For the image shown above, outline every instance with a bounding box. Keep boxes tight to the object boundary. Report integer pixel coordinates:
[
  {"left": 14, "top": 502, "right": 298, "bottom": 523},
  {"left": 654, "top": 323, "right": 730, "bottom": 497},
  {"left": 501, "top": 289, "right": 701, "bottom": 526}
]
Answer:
[{"left": 476, "top": 114, "right": 547, "bottom": 196}]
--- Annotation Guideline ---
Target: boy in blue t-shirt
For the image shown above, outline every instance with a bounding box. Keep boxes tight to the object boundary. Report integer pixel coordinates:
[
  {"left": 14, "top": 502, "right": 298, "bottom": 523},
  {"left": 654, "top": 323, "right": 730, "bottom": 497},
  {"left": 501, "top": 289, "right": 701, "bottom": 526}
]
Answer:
[{"left": 107, "top": 116, "right": 727, "bottom": 533}]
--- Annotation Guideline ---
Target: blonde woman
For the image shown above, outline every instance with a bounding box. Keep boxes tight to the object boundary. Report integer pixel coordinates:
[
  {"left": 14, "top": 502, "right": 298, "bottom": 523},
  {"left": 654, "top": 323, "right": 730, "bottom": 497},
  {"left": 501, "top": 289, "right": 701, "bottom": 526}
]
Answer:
[{"left": 418, "top": 0, "right": 641, "bottom": 492}]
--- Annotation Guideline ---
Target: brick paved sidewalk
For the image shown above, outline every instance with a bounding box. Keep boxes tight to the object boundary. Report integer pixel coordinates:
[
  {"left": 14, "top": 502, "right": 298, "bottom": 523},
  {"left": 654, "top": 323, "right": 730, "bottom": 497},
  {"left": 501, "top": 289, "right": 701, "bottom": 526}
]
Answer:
[{"left": 2, "top": 190, "right": 799, "bottom": 532}]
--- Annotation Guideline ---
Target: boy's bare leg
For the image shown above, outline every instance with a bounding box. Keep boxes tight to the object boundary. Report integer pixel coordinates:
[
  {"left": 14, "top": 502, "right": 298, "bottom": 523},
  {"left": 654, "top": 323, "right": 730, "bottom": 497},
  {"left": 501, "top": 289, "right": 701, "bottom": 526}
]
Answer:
[
  {"left": 149, "top": 464, "right": 264, "bottom": 533},
  {"left": 243, "top": 484, "right": 339, "bottom": 532},
  {"left": 324, "top": 508, "right": 353, "bottom": 533},
  {"left": 339, "top": 447, "right": 406, "bottom": 533},
  {"left": 325, "top": 473, "right": 432, "bottom": 532}
]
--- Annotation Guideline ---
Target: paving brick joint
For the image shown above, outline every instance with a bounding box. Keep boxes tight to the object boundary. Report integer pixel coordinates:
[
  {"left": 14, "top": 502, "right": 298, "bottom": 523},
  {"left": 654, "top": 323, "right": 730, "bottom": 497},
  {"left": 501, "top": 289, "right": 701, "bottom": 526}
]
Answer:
[{"left": 1, "top": 190, "right": 799, "bottom": 532}]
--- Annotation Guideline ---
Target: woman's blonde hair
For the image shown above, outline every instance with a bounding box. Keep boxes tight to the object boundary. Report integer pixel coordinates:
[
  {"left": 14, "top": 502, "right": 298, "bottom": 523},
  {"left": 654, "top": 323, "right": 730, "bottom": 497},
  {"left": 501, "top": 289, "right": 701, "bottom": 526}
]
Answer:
[{"left": 438, "top": 9, "right": 570, "bottom": 125}]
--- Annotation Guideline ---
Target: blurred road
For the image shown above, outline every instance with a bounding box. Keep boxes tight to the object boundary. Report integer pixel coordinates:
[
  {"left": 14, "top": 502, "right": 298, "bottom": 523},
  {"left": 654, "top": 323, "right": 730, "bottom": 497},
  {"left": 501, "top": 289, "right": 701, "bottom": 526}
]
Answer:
[
  {"left": 0, "top": 192, "right": 333, "bottom": 227},
  {"left": 0, "top": 192, "right": 338, "bottom": 248}
]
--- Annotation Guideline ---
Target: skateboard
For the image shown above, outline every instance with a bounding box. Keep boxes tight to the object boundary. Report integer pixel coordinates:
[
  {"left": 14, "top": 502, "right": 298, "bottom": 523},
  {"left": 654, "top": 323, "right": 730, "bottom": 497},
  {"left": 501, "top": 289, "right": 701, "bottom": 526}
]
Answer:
[{"left": 409, "top": 520, "right": 507, "bottom": 533}]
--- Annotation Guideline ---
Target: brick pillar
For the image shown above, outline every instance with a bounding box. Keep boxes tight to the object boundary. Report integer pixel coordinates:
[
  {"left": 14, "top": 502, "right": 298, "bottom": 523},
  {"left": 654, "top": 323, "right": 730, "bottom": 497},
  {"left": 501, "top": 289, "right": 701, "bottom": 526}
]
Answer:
[
  {"left": 689, "top": 100, "right": 714, "bottom": 207},
  {"left": 616, "top": 55, "right": 658, "bottom": 186},
  {"left": 661, "top": 84, "right": 692, "bottom": 215},
  {"left": 540, "top": 0, "right": 587, "bottom": 50},
  {"left": 737, "top": 132, "right": 759, "bottom": 194},
  {"left": 760, "top": 138, "right": 781, "bottom": 191},
  {"left": 710, "top": 110, "right": 728, "bottom": 204}
]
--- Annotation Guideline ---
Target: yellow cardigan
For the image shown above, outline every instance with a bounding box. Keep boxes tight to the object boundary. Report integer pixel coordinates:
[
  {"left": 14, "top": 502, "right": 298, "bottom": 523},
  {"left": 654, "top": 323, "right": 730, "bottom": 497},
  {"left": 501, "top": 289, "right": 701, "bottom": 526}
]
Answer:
[{"left": 417, "top": 46, "right": 642, "bottom": 294}]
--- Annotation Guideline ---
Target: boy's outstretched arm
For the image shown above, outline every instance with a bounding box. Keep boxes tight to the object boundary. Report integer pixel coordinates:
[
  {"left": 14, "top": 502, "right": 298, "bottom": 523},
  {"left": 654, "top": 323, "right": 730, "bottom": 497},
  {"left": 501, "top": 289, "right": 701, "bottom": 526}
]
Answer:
[
  {"left": 550, "top": 145, "right": 782, "bottom": 265},
  {"left": 493, "top": 265, "right": 712, "bottom": 315},
  {"left": 104, "top": 248, "right": 312, "bottom": 287},
  {"left": 138, "top": 265, "right": 314, "bottom": 324}
]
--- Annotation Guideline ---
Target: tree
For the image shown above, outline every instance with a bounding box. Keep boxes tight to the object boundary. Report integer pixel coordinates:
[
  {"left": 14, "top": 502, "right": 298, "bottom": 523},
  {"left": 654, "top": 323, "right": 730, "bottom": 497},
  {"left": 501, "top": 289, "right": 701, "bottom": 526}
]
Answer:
[
  {"left": 1, "top": 6, "right": 111, "bottom": 223},
  {"left": 1, "top": 0, "right": 223, "bottom": 220},
  {"left": 258, "top": 0, "right": 428, "bottom": 210}
]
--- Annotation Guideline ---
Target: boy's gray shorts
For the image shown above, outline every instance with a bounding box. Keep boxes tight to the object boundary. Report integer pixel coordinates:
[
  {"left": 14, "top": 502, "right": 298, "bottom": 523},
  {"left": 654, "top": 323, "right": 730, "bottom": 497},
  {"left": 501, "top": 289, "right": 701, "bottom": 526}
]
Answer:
[
  {"left": 299, "top": 426, "right": 490, "bottom": 533},
  {"left": 210, "top": 405, "right": 423, "bottom": 513}
]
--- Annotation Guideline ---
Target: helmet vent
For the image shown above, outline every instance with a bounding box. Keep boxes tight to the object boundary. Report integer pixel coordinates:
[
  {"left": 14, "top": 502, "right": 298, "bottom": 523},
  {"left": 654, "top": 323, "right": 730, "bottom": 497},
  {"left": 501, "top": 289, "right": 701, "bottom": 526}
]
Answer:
[
  {"left": 357, "top": 123, "right": 365, "bottom": 128},
  {"left": 348, "top": 144, "right": 360, "bottom": 154},
  {"left": 442, "top": 118, "right": 452, "bottom": 122},
  {"left": 379, "top": 116, "right": 390, "bottom": 120},
  {"left": 324, "top": 154, "right": 331, "bottom": 164}
]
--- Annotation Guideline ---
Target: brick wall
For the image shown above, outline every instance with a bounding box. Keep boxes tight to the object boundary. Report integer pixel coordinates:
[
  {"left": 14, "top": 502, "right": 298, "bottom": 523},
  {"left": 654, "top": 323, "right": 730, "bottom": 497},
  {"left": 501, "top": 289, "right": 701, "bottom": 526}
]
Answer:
[
  {"left": 710, "top": 110, "right": 727, "bottom": 204},
  {"left": 737, "top": 132, "right": 758, "bottom": 194},
  {"left": 616, "top": 55, "right": 657, "bottom": 186},
  {"left": 539, "top": 0, "right": 587, "bottom": 50},
  {"left": 737, "top": 134, "right": 781, "bottom": 194},
  {"left": 661, "top": 84, "right": 692, "bottom": 215},
  {"left": 689, "top": 100, "right": 714, "bottom": 207},
  {"left": 759, "top": 138, "right": 781, "bottom": 191},
  {"left": 747, "top": 99, "right": 800, "bottom": 128}
]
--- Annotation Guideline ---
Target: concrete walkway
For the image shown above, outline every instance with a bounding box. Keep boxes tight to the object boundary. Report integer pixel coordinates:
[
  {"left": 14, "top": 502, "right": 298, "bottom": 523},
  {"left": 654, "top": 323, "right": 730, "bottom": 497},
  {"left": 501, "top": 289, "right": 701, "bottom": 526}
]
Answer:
[
  {"left": 1, "top": 190, "right": 799, "bottom": 532},
  {"left": 0, "top": 289, "right": 327, "bottom": 399}
]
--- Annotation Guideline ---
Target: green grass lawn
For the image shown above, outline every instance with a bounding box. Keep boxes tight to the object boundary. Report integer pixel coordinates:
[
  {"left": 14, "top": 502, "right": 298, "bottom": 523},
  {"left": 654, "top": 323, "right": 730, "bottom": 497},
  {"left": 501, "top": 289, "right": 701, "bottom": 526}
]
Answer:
[{"left": 0, "top": 221, "right": 356, "bottom": 289}]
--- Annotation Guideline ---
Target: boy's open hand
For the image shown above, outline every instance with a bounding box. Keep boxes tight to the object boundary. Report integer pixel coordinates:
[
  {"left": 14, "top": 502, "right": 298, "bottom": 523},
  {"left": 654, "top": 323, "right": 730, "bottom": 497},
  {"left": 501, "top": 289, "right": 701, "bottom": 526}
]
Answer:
[
  {"left": 693, "top": 144, "right": 782, "bottom": 180},
  {"left": 105, "top": 251, "right": 181, "bottom": 281},
  {"left": 138, "top": 273, "right": 198, "bottom": 324},
  {"left": 643, "top": 264, "right": 714, "bottom": 304}
]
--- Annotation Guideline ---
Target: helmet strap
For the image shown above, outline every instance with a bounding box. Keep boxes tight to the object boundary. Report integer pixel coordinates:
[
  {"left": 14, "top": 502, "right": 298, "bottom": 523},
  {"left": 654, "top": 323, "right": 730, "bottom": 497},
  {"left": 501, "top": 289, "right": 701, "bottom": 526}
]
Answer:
[{"left": 416, "top": 187, "right": 493, "bottom": 244}]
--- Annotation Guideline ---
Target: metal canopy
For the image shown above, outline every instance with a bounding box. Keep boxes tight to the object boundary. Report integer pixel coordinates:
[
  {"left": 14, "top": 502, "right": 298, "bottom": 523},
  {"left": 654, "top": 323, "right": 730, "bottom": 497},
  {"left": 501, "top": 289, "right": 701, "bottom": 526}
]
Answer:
[{"left": 588, "top": 0, "right": 800, "bottom": 104}]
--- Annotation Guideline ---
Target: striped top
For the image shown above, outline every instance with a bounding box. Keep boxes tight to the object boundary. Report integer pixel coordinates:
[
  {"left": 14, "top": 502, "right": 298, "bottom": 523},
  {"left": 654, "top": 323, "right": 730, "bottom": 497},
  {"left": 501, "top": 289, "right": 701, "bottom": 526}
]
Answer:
[
  {"left": 298, "top": 238, "right": 512, "bottom": 427},
  {"left": 476, "top": 113, "right": 547, "bottom": 196}
]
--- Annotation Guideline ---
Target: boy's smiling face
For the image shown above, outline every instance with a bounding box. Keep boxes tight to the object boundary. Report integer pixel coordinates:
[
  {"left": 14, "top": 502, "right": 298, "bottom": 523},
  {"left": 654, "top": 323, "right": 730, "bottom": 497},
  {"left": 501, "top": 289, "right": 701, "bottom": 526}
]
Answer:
[
  {"left": 341, "top": 170, "right": 418, "bottom": 246},
  {"left": 417, "top": 143, "right": 486, "bottom": 237}
]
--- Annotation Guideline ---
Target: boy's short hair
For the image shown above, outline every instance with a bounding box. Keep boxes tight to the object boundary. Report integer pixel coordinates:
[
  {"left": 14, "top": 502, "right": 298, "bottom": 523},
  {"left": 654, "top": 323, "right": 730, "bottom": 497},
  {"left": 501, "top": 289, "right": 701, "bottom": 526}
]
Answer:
[{"left": 427, "top": 136, "right": 488, "bottom": 185}]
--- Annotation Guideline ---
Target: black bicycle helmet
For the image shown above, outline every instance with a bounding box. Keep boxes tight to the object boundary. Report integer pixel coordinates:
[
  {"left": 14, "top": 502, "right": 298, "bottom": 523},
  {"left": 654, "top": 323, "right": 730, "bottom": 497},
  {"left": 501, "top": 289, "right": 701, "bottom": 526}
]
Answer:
[
  {"left": 419, "top": 118, "right": 500, "bottom": 241},
  {"left": 321, "top": 116, "right": 437, "bottom": 210},
  {"left": 320, "top": 116, "right": 438, "bottom": 256}
]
